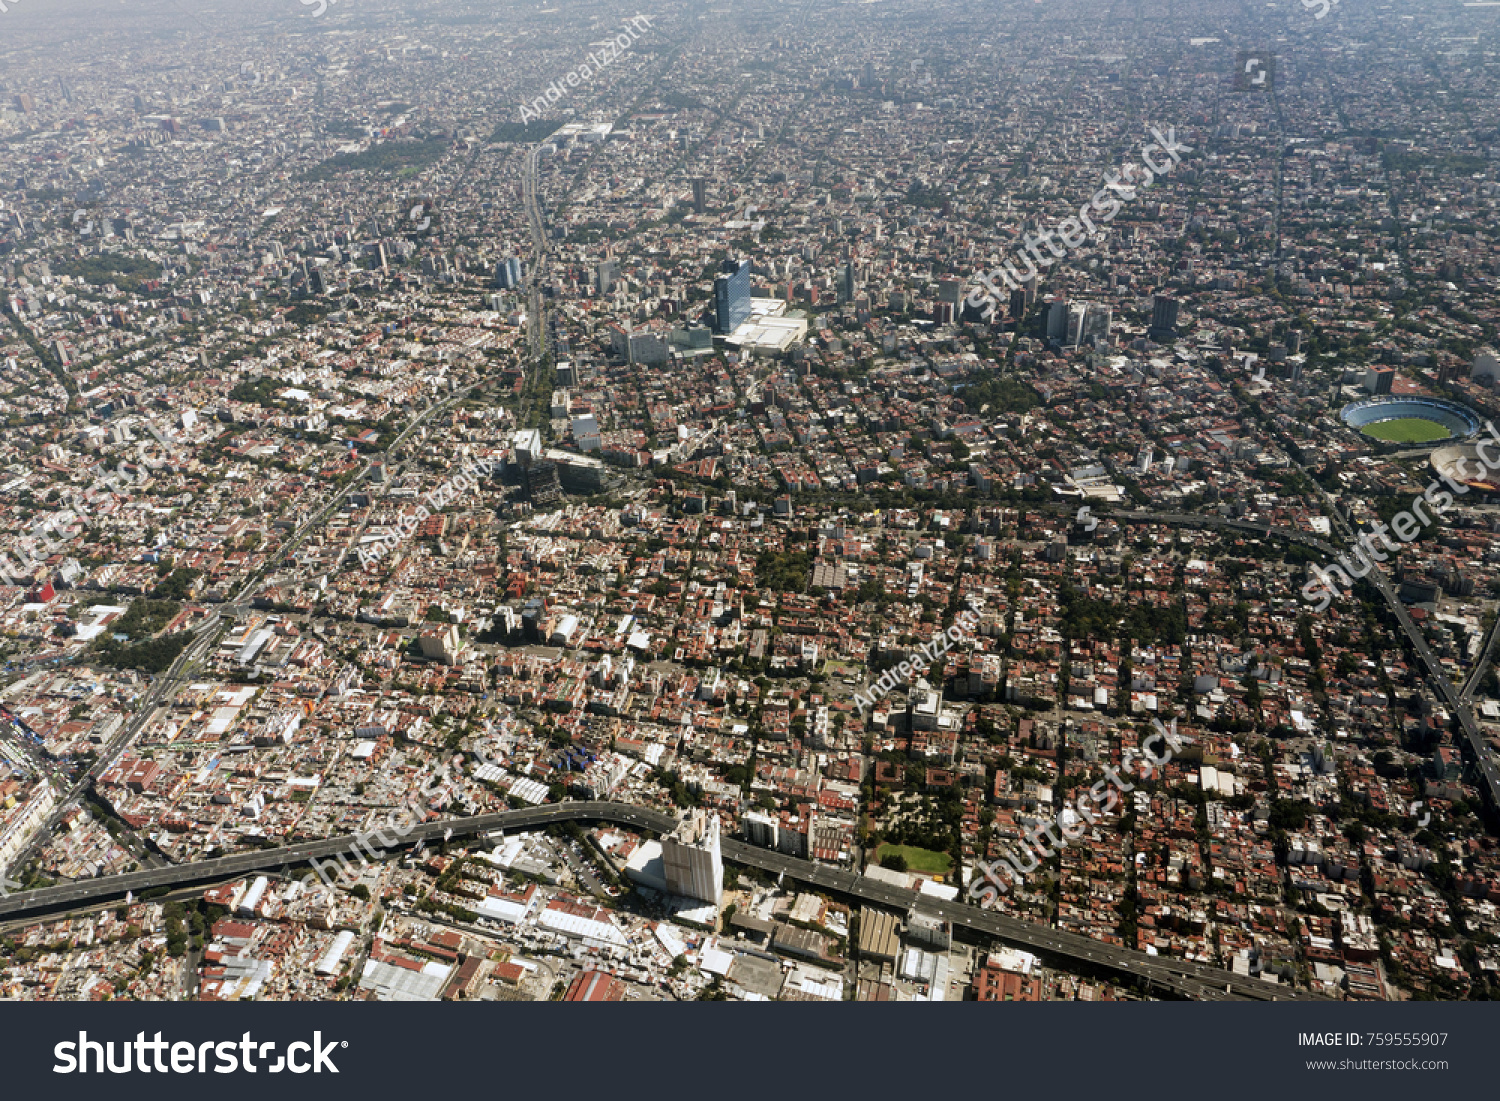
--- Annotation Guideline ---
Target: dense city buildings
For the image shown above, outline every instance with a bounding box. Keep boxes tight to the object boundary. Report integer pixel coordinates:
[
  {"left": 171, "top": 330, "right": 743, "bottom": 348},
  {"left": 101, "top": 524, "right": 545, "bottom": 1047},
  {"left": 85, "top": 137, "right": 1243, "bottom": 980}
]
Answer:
[{"left": 0, "top": 0, "right": 1497, "bottom": 1010}]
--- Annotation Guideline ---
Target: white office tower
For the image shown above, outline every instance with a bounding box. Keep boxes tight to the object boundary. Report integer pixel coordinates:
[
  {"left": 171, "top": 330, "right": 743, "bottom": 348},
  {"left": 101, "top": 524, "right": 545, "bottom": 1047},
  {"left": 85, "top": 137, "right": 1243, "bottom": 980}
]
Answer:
[
  {"left": 1065, "top": 302, "right": 1089, "bottom": 347},
  {"left": 1082, "top": 303, "right": 1111, "bottom": 345},
  {"left": 1066, "top": 302, "right": 1112, "bottom": 348},
  {"left": 662, "top": 808, "right": 723, "bottom": 907}
]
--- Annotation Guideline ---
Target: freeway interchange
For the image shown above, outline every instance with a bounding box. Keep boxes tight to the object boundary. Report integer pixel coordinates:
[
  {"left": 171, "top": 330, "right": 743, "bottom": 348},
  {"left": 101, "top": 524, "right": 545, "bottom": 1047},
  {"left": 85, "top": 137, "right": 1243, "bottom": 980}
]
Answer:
[{"left": 0, "top": 800, "right": 1320, "bottom": 1002}]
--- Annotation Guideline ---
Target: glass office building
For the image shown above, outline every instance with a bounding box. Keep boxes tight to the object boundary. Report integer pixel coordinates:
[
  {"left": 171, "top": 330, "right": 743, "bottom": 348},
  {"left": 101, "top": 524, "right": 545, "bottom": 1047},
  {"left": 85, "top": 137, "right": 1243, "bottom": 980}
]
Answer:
[{"left": 714, "top": 258, "right": 751, "bottom": 333}]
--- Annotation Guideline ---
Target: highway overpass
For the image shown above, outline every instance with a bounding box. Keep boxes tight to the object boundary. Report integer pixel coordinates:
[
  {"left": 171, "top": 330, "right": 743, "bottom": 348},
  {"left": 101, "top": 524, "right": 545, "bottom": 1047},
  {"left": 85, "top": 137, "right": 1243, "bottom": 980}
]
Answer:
[{"left": 0, "top": 801, "right": 1321, "bottom": 1001}]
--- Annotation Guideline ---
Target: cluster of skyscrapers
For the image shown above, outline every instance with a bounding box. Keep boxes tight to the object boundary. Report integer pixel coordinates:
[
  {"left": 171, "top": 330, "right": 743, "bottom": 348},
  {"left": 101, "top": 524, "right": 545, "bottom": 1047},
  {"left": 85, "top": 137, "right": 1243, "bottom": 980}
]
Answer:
[
  {"left": 1049, "top": 300, "right": 1112, "bottom": 348},
  {"left": 495, "top": 256, "right": 526, "bottom": 290}
]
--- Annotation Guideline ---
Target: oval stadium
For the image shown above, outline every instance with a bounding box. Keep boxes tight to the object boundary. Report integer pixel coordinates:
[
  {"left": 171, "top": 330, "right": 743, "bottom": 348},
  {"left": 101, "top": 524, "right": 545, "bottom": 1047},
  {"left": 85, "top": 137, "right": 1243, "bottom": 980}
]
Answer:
[{"left": 1339, "top": 396, "right": 1480, "bottom": 445}]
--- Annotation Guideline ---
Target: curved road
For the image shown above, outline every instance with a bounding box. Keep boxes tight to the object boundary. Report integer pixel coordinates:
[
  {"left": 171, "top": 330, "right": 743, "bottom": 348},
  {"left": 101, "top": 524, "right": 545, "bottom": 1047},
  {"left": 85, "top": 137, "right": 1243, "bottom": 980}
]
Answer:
[
  {"left": 0, "top": 386, "right": 477, "bottom": 882},
  {"left": 0, "top": 800, "right": 1320, "bottom": 1002}
]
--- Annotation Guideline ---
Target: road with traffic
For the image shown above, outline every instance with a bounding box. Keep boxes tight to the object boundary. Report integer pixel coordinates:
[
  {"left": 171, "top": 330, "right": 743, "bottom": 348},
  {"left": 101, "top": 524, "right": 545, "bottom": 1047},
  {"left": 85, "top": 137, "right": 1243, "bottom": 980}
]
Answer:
[
  {"left": 0, "top": 800, "right": 1320, "bottom": 1001},
  {"left": 0, "top": 386, "right": 477, "bottom": 883}
]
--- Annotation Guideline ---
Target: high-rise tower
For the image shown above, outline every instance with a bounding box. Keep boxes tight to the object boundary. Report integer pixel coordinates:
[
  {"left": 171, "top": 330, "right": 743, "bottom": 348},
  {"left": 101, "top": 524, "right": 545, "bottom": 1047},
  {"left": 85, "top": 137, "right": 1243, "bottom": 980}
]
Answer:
[{"left": 661, "top": 809, "right": 723, "bottom": 907}]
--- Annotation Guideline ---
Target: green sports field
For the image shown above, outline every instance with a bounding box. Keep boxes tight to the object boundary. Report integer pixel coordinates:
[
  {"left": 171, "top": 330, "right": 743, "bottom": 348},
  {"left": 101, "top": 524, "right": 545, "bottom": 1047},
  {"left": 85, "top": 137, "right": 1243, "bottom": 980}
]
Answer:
[
  {"left": 874, "top": 844, "right": 953, "bottom": 876},
  {"left": 1360, "top": 417, "right": 1453, "bottom": 443}
]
